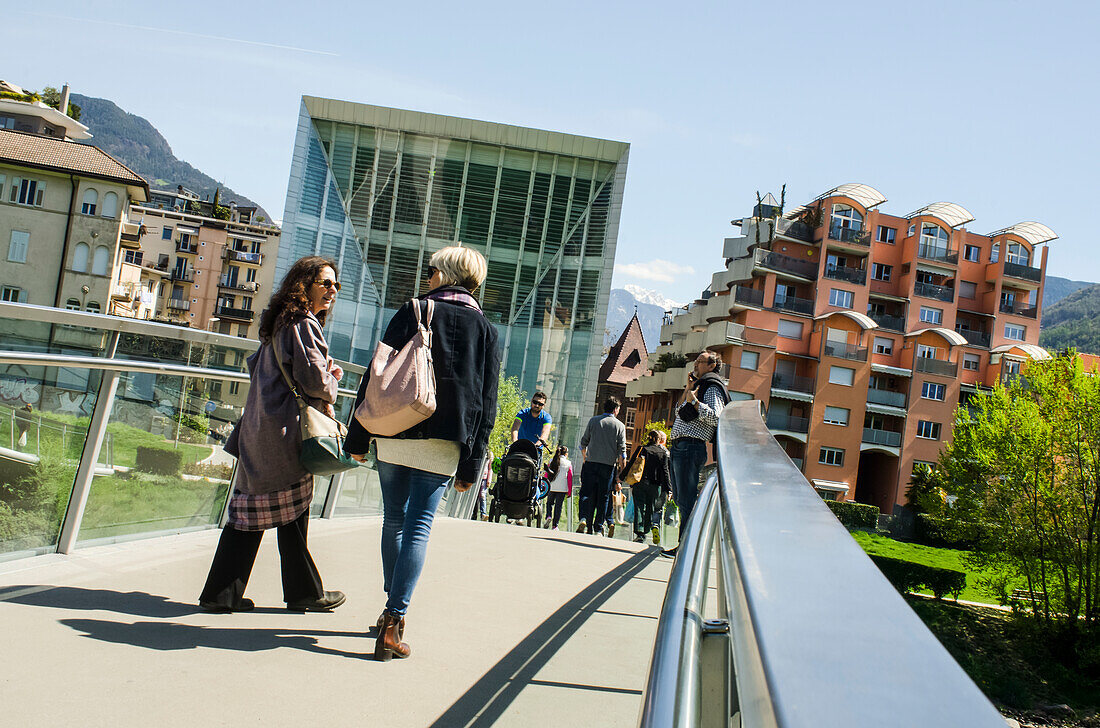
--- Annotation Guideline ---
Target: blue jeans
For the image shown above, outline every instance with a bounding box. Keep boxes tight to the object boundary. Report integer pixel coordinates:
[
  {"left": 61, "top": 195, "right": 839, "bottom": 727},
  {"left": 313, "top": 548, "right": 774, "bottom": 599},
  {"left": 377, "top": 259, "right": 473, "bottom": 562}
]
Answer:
[
  {"left": 578, "top": 461, "right": 615, "bottom": 532},
  {"left": 377, "top": 460, "right": 449, "bottom": 617},
  {"left": 670, "top": 438, "right": 708, "bottom": 542}
]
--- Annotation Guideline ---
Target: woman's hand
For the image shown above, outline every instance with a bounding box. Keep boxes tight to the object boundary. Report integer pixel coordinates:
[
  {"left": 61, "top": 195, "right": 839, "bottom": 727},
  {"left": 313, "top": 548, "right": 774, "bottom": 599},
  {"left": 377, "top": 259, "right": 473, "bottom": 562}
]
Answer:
[
  {"left": 329, "top": 361, "right": 344, "bottom": 382},
  {"left": 350, "top": 453, "right": 367, "bottom": 462},
  {"left": 454, "top": 479, "right": 474, "bottom": 492}
]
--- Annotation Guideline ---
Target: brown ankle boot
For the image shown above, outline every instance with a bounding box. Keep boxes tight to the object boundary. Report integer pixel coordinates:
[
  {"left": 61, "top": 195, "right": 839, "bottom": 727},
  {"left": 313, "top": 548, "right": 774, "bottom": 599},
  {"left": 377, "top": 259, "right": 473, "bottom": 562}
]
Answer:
[{"left": 374, "top": 613, "right": 411, "bottom": 661}]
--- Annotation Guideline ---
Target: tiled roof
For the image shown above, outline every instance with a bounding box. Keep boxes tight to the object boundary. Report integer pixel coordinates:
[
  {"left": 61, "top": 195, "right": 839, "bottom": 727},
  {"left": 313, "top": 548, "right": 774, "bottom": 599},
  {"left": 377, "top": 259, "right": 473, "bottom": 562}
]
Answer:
[
  {"left": 599, "top": 312, "right": 649, "bottom": 385},
  {"left": 0, "top": 129, "right": 148, "bottom": 190}
]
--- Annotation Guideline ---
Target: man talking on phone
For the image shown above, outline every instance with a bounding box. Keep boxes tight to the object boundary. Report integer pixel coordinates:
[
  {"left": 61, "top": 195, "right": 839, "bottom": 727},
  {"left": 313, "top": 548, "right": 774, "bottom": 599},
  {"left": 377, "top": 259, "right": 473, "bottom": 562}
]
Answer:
[{"left": 663, "top": 351, "right": 729, "bottom": 558}]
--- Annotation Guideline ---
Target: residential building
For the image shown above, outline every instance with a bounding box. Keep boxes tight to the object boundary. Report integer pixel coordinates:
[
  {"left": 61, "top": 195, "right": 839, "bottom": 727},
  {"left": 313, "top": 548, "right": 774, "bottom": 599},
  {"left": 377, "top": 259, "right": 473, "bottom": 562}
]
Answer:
[
  {"left": 0, "top": 83, "right": 91, "bottom": 141},
  {"left": 595, "top": 311, "right": 649, "bottom": 443},
  {"left": 279, "top": 97, "right": 629, "bottom": 449},
  {"left": 627, "top": 183, "right": 1056, "bottom": 513}
]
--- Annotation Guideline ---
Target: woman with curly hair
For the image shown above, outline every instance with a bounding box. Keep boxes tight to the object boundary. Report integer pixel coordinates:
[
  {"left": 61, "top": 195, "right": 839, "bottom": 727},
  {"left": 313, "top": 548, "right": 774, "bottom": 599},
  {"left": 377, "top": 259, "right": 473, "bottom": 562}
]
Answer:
[{"left": 198, "top": 256, "right": 347, "bottom": 613}]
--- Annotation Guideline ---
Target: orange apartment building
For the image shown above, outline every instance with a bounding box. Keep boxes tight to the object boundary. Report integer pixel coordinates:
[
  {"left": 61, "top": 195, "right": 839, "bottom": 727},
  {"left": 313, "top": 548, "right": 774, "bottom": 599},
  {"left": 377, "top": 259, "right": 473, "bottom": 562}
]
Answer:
[{"left": 626, "top": 183, "right": 1057, "bottom": 513}]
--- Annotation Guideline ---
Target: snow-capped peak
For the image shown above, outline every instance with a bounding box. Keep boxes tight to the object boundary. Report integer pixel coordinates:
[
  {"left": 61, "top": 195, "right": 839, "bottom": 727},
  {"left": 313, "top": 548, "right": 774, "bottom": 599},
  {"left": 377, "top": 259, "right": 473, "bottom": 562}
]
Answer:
[{"left": 623, "top": 284, "right": 684, "bottom": 311}]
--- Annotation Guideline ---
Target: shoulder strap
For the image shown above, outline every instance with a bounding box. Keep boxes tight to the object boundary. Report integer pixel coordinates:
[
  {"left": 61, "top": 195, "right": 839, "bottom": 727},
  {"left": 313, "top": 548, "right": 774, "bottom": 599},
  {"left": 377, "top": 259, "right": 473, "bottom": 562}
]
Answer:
[
  {"left": 411, "top": 298, "right": 435, "bottom": 327},
  {"left": 272, "top": 327, "right": 302, "bottom": 401}
]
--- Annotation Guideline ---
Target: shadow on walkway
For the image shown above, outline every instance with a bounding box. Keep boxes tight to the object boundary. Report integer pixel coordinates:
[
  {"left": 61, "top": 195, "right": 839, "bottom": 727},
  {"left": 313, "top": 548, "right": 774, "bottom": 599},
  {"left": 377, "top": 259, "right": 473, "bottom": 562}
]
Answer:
[
  {"left": 534, "top": 536, "right": 642, "bottom": 554},
  {"left": 429, "top": 548, "right": 659, "bottom": 727},
  {"left": 0, "top": 585, "right": 200, "bottom": 618}
]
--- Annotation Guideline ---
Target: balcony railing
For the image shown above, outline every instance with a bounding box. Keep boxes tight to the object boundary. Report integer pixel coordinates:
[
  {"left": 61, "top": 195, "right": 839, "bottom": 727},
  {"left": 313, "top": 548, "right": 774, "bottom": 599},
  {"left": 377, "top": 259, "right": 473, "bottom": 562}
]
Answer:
[
  {"left": 917, "top": 244, "right": 958, "bottom": 265},
  {"left": 772, "top": 371, "right": 815, "bottom": 394},
  {"left": 175, "top": 241, "right": 198, "bottom": 254},
  {"left": 914, "top": 356, "right": 957, "bottom": 377},
  {"left": 759, "top": 251, "right": 818, "bottom": 280},
  {"left": 766, "top": 412, "right": 809, "bottom": 433},
  {"left": 225, "top": 249, "right": 263, "bottom": 265},
  {"left": 999, "top": 302, "right": 1038, "bottom": 319},
  {"left": 868, "top": 312, "right": 905, "bottom": 332},
  {"left": 824, "top": 264, "right": 867, "bottom": 285},
  {"left": 772, "top": 293, "right": 814, "bottom": 315},
  {"left": 866, "top": 388, "right": 906, "bottom": 408},
  {"left": 1003, "top": 261, "right": 1042, "bottom": 282},
  {"left": 862, "top": 428, "right": 902, "bottom": 447},
  {"left": 914, "top": 281, "right": 954, "bottom": 302},
  {"left": 166, "top": 297, "right": 191, "bottom": 312},
  {"left": 828, "top": 224, "right": 870, "bottom": 246},
  {"left": 215, "top": 305, "right": 254, "bottom": 322},
  {"left": 823, "top": 341, "right": 868, "bottom": 362},
  {"left": 775, "top": 218, "right": 814, "bottom": 243},
  {"left": 219, "top": 276, "right": 260, "bottom": 292},
  {"left": 958, "top": 329, "right": 991, "bottom": 347},
  {"left": 171, "top": 268, "right": 194, "bottom": 283},
  {"left": 733, "top": 285, "right": 764, "bottom": 307}
]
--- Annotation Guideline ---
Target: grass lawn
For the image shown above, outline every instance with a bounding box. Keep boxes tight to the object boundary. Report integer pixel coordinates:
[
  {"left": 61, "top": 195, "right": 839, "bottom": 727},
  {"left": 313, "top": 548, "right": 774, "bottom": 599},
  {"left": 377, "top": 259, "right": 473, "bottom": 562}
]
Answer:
[
  {"left": 79, "top": 472, "right": 228, "bottom": 540},
  {"left": 850, "top": 531, "right": 1024, "bottom": 604}
]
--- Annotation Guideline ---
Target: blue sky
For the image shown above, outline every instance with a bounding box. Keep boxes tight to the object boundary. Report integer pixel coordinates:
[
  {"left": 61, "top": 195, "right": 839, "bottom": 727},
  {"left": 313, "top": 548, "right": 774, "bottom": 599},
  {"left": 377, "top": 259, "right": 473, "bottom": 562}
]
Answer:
[{"left": 4, "top": 0, "right": 1096, "bottom": 304}]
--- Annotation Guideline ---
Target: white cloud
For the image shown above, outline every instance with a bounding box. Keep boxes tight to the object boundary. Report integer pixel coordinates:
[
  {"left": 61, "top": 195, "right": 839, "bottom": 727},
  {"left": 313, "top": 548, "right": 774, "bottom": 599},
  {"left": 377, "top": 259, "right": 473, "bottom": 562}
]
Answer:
[{"left": 617, "top": 259, "right": 695, "bottom": 283}]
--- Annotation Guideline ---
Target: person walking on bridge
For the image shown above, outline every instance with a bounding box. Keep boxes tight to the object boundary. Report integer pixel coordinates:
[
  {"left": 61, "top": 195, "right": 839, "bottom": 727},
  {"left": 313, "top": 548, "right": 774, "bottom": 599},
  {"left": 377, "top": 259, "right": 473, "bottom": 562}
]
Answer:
[
  {"left": 621, "top": 428, "right": 671, "bottom": 544},
  {"left": 346, "top": 245, "right": 500, "bottom": 661},
  {"left": 577, "top": 397, "right": 626, "bottom": 536}
]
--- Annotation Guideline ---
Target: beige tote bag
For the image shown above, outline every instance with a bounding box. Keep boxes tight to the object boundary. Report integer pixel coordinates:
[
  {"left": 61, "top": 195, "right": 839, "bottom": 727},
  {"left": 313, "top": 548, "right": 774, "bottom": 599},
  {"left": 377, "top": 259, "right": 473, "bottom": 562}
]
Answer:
[{"left": 354, "top": 298, "right": 437, "bottom": 436}]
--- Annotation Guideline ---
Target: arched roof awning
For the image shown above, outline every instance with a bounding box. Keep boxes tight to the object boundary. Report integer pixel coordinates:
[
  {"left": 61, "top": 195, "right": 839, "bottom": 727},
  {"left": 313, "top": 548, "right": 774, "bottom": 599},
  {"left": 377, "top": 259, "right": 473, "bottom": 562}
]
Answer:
[
  {"left": 991, "top": 344, "right": 1051, "bottom": 360},
  {"left": 906, "top": 202, "right": 975, "bottom": 229},
  {"left": 814, "top": 183, "right": 887, "bottom": 210},
  {"left": 988, "top": 222, "right": 1058, "bottom": 246},
  {"left": 904, "top": 327, "right": 968, "bottom": 347},
  {"left": 814, "top": 310, "right": 879, "bottom": 330}
]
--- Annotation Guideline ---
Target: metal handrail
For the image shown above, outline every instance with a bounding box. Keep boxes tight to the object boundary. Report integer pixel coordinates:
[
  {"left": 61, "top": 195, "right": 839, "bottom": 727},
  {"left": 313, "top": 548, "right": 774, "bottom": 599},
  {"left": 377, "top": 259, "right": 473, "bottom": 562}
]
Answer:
[{"left": 639, "top": 401, "right": 1009, "bottom": 727}]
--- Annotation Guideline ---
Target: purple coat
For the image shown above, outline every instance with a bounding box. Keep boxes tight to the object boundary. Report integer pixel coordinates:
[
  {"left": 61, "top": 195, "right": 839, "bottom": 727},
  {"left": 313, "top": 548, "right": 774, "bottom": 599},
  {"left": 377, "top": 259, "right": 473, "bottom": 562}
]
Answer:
[{"left": 226, "top": 312, "right": 339, "bottom": 495}]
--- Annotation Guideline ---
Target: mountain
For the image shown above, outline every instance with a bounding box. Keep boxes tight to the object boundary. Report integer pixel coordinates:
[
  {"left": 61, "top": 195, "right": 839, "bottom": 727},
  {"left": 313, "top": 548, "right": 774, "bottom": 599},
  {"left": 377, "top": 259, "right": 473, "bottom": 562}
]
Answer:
[
  {"left": 72, "top": 94, "right": 271, "bottom": 220},
  {"left": 1043, "top": 275, "right": 1093, "bottom": 310},
  {"left": 1039, "top": 283, "right": 1100, "bottom": 354},
  {"left": 605, "top": 287, "right": 681, "bottom": 353}
]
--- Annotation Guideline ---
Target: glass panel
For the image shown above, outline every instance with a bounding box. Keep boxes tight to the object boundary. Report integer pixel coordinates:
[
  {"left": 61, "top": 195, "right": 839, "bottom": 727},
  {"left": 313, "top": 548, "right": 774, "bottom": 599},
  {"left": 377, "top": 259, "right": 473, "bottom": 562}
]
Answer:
[{"left": 332, "top": 445, "right": 385, "bottom": 517}]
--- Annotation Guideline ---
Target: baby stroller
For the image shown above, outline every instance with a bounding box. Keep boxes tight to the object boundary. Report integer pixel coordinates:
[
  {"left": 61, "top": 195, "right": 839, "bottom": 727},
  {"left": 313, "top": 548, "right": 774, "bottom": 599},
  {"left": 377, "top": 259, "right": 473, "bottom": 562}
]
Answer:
[{"left": 488, "top": 439, "right": 549, "bottom": 527}]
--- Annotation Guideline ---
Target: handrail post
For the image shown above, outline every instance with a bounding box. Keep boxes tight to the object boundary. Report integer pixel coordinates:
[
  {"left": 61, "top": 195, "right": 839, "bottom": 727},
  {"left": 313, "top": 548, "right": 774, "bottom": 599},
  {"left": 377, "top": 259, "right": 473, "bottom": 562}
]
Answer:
[
  {"left": 57, "top": 332, "right": 121, "bottom": 554},
  {"left": 699, "top": 618, "right": 732, "bottom": 728},
  {"left": 321, "top": 472, "right": 344, "bottom": 518}
]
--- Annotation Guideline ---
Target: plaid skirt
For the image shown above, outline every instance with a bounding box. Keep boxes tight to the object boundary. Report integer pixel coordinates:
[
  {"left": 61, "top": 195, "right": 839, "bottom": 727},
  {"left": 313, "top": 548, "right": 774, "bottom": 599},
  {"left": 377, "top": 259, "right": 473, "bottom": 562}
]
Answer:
[{"left": 227, "top": 476, "right": 314, "bottom": 531}]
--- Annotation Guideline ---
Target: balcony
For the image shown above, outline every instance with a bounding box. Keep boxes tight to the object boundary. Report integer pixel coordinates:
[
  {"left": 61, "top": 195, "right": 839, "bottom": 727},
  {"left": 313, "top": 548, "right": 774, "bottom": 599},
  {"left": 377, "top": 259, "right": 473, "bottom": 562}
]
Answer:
[
  {"left": 823, "top": 341, "right": 868, "bottom": 362},
  {"left": 225, "top": 249, "right": 263, "bottom": 265},
  {"left": 766, "top": 412, "right": 809, "bottom": 433},
  {"left": 171, "top": 268, "right": 194, "bottom": 283},
  {"left": 917, "top": 245, "right": 958, "bottom": 265},
  {"left": 166, "top": 297, "right": 191, "bottom": 312},
  {"left": 120, "top": 222, "right": 142, "bottom": 248},
  {"left": 219, "top": 276, "right": 260, "bottom": 293},
  {"left": 999, "top": 301, "right": 1038, "bottom": 319},
  {"left": 866, "top": 388, "right": 906, "bottom": 408},
  {"left": 828, "top": 224, "right": 870, "bottom": 246},
  {"left": 733, "top": 285, "right": 764, "bottom": 307},
  {"left": 869, "top": 312, "right": 905, "bottom": 332},
  {"left": 775, "top": 218, "right": 814, "bottom": 243},
  {"left": 914, "top": 281, "right": 954, "bottom": 303},
  {"left": 215, "top": 305, "right": 255, "bottom": 322},
  {"left": 958, "top": 329, "right": 991, "bottom": 347},
  {"left": 914, "top": 357, "right": 957, "bottom": 377},
  {"left": 759, "top": 251, "right": 818, "bottom": 280},
  {"left": 823, "top": 264, "right": 867, "bottom": 285},
  {"left": 1003, "top": 261, "right": 1042, "bottom": 282},
  {"left": 772, "top": 371, "right": 815, "bottom": 394},
  {"left": 772, "top": 293, "right": 814, "bottom": 315},
  {"left": 862, "top": 428, "right": 902, "bottom": 447},
  {"left": 176, "top": 240, "right": 198, "bottom": 254}
]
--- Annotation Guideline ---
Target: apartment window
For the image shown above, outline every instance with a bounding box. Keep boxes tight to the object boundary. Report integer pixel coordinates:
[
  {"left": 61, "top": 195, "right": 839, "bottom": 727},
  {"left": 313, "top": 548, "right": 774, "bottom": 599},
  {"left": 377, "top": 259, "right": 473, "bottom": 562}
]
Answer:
[
  {"left": 101, "top": 192, "right": 118, "bottom": 218},
  {"left": 1000, "top": 290, "right": 1016, "bottom": 309},
  {"left": 919, "top": 306, "right": 943, "bottom": 325},
  {"left": 823, "top": 406, "right": 850, "bottom": 426},
  {"left": 209, "top": 381, "right": 222, "bottom": 398},
  {"left": 873, "top": 337, "right": 893, "bottom": 355},
  {"left": 963, "top": 353, "right": 981, "bottom": 371},
  {"left": 876, "top": 225, "right": 896, "bottom": 244},
  {"left": 912, "top": 460, "right": 936, "bottom": 474},
  {"left": 916, "top": 420, "right": 942, "bottom": 440},
  {"left": 1, "top": 286, "right": 24, "bottom": 302},
  {"left": 162, "top": 226, "right": 173, "bottom": 240},
  {"left": 819, "top": 447, "right": 845, "bottom": 466},
  {"left": 740, "top": 350, "right": 759, "bottom": 370},
  {"left": 832, "top": 204, "right": 863, "bottom": 231},
  {"left": 959, "top": 280, "right": 976, "bottom": 299},
  {"left": 1004, "top": 360, "right": 1021, "bottom": 376},
  {"left": 92, "top": 246, "right": 110, "bottom": 276},
  {"left": 1005, "top": 323, "right": 1026, "bottom": 341},
  {"left": 123, "top": 249, "right": 143, "bottom": 265},
  {"left": 246, "top": 267, "right": 256, "bottom": 283},
  {"left": 1007, "top": 243, "right": 1030, "bottom": 266},
  {"left": 964, "top": 244, "right": 981, "bottom": 262},
  {"left": 871, "top": 263, "right": 892, "bottom": 281},
  {"left": 921, "top": 382, "right": 946, "bottom": 401},
  {"left": 10, "top": 177, "right": 46, "bottom": 207},
  {"left": 917, "top": 344, "right": 939, "bottom": 359},
  {"left": 72, "top": 242, "right": 89, "bottom": 272},
  {"left": 229, "top": 381, "right": 241, "bottom": 396},
  {"left": 81, "top": 188, "right": 98, "bottom": 215},
  {"left": 65, "top": 298, "right": 81, "bottom": 311},
  {"left": 990, "top": 243, "right": 1000, "bottom": 263},
  {"left": 778, "top": 319, "right": 803, "bottom": 339},
  {"left": 828, "top": 365, "right": 855, "bottom": 386},
  {"left": 238, "top": 324, "right": 249, "bottom": 337},
  {"left": 8, "top": 230, "right": 29, "bottom": 263},
  {"left": 86, "top": 301, "right": 101, "bottom": 315},
  {"left": 920, "top": 223, "right": 950, "bottom": 254},
  {"left": 908, "top": 224, "right": 916, "bottom": 236},
  {"left": 829, "top": 288, "right": 854, "bottom": 309}
]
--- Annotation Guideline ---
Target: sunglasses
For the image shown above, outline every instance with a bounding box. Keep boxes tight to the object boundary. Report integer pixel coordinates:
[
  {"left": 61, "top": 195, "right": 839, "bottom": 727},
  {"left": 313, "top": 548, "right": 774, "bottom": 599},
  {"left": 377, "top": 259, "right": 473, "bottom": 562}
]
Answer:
[
  {"left": 531, "top": 400, "right": 546, "bottom": 407},
  {"left": 426, "top": 266, "right": 439, "bottom": 278},
  {"left": 314, "top": 279, "right": 341, "bottom": 292}
]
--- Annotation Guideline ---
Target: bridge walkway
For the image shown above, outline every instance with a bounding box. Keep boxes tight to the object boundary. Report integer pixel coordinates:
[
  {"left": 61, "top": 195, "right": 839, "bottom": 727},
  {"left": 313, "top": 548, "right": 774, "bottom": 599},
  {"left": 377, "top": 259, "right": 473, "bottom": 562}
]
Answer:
[{"left": 0, "top": 517, "right": 670, "bottom": 727}]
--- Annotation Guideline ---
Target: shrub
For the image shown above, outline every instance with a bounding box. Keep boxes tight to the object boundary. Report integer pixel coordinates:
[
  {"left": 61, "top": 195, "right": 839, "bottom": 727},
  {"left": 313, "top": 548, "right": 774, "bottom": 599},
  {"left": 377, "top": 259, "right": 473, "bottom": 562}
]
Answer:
[
  {"left": 825, "top": 499, "right": 879, "bottom": 530},
  {"left": 173, "top": 413, "right": 209, "bottom": 444},
  {"left": 870, "top": 555, "right": 966, "bottom": 600},
  {"left": 182, "top": 460, "right": 233, "bottom": 481},
  {"left": 135, "top": 446, "right": 184, "bottom": 475}
]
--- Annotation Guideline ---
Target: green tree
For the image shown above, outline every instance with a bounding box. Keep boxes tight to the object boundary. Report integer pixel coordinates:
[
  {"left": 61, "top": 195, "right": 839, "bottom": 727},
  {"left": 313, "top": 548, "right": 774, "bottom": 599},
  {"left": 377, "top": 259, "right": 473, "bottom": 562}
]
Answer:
[
  {"left": 938, "top": 352, "right": 1100, "bottom": 638},
  {"left": 488, "top": 374, "right": 528, "bottom": 460},
  {"left": 643, "top": 419, "right": 671, "bottom": 442},
  {"left": 39, "top": 86, "right": 82, "bottom": 121}
]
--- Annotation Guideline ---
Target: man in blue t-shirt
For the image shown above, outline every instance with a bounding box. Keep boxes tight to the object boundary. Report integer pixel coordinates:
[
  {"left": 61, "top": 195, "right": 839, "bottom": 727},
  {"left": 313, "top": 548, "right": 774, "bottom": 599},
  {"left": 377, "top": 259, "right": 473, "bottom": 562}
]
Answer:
[{"left": 511, "top": 391, "right": 552, "bottom": 445}]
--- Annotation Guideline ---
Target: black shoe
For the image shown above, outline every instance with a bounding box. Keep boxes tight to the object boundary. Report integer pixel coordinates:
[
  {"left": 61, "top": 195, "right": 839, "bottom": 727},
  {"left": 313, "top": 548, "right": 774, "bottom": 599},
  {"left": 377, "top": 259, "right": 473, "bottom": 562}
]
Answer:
[
  {"left": 287, "top": 590, "right": 346, "bottom": 612},
  {"left": 660, "top": 546, "right": 678, "bottom": 559},
  {"left": 633, "top": 535, "right": 644, "bottom": 543},
  {"left": 200, "top": 598, "right": 255, "bottom": 613}
]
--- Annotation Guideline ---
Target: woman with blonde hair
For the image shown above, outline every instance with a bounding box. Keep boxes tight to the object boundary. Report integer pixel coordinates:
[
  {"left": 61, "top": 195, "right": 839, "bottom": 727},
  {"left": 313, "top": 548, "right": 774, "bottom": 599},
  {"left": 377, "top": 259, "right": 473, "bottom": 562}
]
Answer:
[{"left": 346, "top": 245, "right": 500, "bottom": 661}]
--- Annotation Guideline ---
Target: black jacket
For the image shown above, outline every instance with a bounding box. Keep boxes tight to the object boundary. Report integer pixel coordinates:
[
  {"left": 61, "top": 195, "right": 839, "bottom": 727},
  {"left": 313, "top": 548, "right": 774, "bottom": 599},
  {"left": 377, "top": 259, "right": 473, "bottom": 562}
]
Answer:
[
  {"left": 621, "top": 443, "right": 672, "bottom": 495},
  {"left": 344, "top": 287, "right": 501, "bottom": 483}
]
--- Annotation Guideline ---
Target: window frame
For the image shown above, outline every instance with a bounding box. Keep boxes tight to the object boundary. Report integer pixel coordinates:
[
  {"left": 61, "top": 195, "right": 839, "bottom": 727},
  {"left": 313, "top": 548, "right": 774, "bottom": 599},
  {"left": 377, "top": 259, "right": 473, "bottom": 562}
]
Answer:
[
  {"left": 739, "top": 349, "right": 759, "bottom": 371},
  {"left": 822, "top": 406, "right": 850, "bottom": 426},
  {"left": 777, "top": 319, "right": 803, "bottom": 340},
  {"left": 876, "top": 225, "right": 896, "bottom": 244},
  {"left": 1004, "top": 323, "right": 1026, "bottom": 341},
  {"left": 873, "top": 336, "right": 893, "bottom": 355},
  {"left": 828, "top": 288, "right": 854, "bottom": 309},
  {"left": 921, "top": 381, "right": 946, "bottom": 401},
  {"left": 919, "top": 306, "right": 943, "bottom": 325},
  {"left": 871, "top": 263, "right": 892, "bottom": 281},
  {"left": 964, "top": 244, "right": 981, "bottom": 262},
  {"left": 963, "top": 353, "right": 981, "bottom": 371},
  {"left": 916, "top": 420, "right": 941, "bottom": 440},
  {"left": 828, "top": 365, "right": 855, "bottom": 386},
  {"left": 818, "top": 447, "right": 845, "bottom": 466},
  {"left": 8, "top": 230, "right": 29, "bottom": 263}
]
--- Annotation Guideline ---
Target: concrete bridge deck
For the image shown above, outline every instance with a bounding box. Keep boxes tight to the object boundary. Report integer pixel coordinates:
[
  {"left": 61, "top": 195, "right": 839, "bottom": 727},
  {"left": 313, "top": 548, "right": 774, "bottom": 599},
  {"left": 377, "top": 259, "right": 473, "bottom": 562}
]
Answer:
[{"left": 0, "top": 518, "right": 669, "bottom": 728}]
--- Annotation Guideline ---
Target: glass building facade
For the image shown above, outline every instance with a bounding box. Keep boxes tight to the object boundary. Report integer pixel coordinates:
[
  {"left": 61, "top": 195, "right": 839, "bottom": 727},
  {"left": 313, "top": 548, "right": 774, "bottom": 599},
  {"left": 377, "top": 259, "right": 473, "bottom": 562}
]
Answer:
[{"left": 279, "top": 97, "right": 629, "bottom": 450}]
